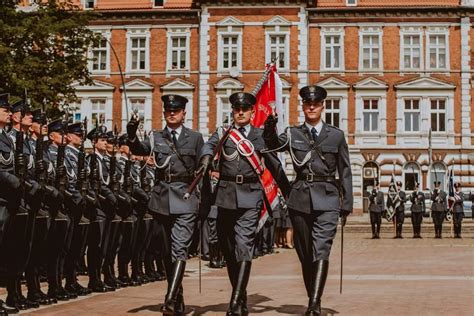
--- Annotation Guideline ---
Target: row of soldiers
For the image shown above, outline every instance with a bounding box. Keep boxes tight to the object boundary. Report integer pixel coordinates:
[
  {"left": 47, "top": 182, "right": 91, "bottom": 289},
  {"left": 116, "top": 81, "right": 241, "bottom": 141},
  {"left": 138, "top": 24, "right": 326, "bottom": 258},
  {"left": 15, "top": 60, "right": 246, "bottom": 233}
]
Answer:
[
  {"left": 368, "top": 180, "right": 466, "bottom": 239},
  {"left": 2, "top": 83, "right": 353, "bottom": 316},
  {"left": 0, "top": 93, "right": 176, "bottom": 315}
]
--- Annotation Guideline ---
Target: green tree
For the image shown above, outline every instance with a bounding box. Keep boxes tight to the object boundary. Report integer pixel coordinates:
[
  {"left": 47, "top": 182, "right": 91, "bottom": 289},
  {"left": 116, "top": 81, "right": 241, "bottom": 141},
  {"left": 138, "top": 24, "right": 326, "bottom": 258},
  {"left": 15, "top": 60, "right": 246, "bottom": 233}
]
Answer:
[{"left": 0, "top": 0, "right": 100, "bottom": 112}]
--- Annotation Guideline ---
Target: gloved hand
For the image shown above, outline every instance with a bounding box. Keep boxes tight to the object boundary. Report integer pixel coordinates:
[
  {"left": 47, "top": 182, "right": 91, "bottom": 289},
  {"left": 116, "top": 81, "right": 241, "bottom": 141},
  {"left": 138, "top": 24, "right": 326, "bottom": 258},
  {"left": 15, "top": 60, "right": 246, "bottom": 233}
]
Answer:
[
  {"left": 196, "top": 155, "right": 211, "bottom": 175},
  {"left": 126, "top": 117, "right": 140, "bottom": 140},
  {"left": 340, "top": 209, "right": 351, "bottom": 227},
  {"left": 264, "top": 114, "right": 278, "bottom": 130}
]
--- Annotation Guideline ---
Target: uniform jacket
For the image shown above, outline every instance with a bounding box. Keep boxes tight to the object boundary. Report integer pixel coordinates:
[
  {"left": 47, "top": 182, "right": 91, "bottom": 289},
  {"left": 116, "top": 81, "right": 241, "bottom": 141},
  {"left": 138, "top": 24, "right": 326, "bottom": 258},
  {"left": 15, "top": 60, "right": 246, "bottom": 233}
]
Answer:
[
  {"left": 396, "top": 190, "right": 406, "bottom": 213},
  {"left": 128, "top": 126, "right": 204, "bottom": 215},
  {"left": 431, "top": 189, "right": 447, "bottom": 213},
  {"left": 410, "top": 190, "right": 426, "bottom": 213},
  {"left": 200, "top": 126, "right": 290, "bottom": 211},
  {"left": 452, "top": 191, "right": 464, "bottom": 214},
  {"left": 264, "top": 122, "right": 353, "bottom": 214},
  {"left": 369, "top": 190, "right": 384, "bottom": 213}
]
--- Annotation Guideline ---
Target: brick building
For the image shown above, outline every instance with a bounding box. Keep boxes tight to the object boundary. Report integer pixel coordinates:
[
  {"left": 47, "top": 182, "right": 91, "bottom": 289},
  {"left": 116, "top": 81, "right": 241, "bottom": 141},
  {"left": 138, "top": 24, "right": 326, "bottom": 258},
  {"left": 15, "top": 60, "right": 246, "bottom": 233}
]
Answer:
[{"left": 21, "top": 0, "right": 474, "bottom": 213}]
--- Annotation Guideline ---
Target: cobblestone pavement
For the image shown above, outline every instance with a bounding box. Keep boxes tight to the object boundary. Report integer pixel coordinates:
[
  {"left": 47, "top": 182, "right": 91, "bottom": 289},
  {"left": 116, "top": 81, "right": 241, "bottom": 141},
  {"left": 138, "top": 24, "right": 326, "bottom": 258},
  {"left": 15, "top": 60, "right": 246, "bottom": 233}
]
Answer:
[{"left": 2, "top": 232, "right": 472, "bottom": 316}]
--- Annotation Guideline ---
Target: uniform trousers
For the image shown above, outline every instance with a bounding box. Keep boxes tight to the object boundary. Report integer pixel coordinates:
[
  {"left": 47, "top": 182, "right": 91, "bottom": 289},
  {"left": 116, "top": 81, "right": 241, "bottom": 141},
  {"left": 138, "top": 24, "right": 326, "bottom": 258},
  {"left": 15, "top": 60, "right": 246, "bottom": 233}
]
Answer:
[{"left": 289, "top": 209, "right": 339, "bottom": 296}]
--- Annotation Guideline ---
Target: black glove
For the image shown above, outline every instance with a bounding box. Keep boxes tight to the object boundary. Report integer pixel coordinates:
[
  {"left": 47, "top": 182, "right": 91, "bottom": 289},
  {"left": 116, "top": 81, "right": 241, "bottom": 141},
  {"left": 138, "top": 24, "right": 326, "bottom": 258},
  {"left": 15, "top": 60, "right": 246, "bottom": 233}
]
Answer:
[
  {"left": 340, "top": 209, "right": 351, "bottom": 227},
  {"left": 126, "top": 118, "right": 140, "bottom": 140},
  {"left": 197, "top": 155, "right": 211, "bottom": 175},
  {"left": 264, "top": 114, "right": 278, "bottom": 131}
]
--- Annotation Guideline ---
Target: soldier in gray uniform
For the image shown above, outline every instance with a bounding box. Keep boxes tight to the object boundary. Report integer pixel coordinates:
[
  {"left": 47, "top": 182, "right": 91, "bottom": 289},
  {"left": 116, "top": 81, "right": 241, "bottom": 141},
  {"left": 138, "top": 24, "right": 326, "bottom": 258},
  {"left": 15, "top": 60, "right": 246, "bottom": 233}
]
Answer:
[
  {"left": 393, "top": 181, "right": 406, "bottom": 239},
  {"left": 449, "top": 182, "right": 464, "bottom": 238},
  {"left": 127, "top": 94, "right": 204, "bottom": 315},
  {"left": 431, "top": 181, "right": 446, "bottom": 238},
  {"left": 0, "top": 93, "right": 23, "bottom": 315},
  {"left": 199, "top": 92, "right": 290, "bottom": 316},
  {"left": 263, "top": 85, "right": 353, "bottom": 316},
  {"left": 368, "top": 181, "right": 384, "bottom": 239},
  {"left": 410, "top": 183, "right": 425, "bottom": 238}
]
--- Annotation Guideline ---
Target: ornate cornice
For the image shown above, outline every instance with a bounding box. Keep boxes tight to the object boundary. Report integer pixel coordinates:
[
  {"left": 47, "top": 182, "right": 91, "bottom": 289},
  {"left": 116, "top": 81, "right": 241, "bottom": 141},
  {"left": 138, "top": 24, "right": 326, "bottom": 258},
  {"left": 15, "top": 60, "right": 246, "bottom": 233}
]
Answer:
[
  {"left": 91, "top": 9, "right": 200, "bottom": 24},
  {"left": 308, "top": 6, "right": 474, "bottom": 20}
]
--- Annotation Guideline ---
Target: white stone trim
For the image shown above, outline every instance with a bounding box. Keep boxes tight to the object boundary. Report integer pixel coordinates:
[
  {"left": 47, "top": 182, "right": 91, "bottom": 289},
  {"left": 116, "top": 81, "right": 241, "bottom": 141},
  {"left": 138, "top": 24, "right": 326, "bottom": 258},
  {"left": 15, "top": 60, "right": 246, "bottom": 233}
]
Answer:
[
  {"left": 166, "top": 26, "right": 191, "bottom": 76},
  {"left": 460, "top": 17, "right": 472, "bottom": 147},
  {"left": 199, "top": 7, "right": 210, "bottom": 137},
  {"left": 264, "top": 28, "right": 290, "bottom": 72},
  {"left": 217, "top": 28, "right": 243, "bottom": 75},
  {"left": 125, "top": 27, "right": 150, "bottom": 76},
  {"left": 297, "top": 6, "right": 308, "bottom": 123},
  {"left": 425, "top": 26, "right": 450, "bottom": 72},
  {"left": 395, "top": 88, "right": 455, "bottom": 147},
  {"left": 358, "top": 25, "right": 383, "bottom": 73},
  {"left": 399, "top": 26, "right": 424, "bottom": 73},
  {"left": 320, "top": 25, "right": 345, "bottom": 73},
  {"left": 89, "top": 29, "right": 111, "bottom": 76},
  {"left": 354, "top": 89, "right": 387, "bottom": 147}
]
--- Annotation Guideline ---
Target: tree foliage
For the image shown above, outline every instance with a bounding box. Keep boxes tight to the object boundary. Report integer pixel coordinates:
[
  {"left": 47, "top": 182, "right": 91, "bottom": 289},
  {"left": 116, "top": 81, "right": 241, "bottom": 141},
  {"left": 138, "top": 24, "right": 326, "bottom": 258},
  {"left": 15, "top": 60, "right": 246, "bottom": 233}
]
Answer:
[{"left": 0, "top": 0, "right": 100, "bottom": 111}]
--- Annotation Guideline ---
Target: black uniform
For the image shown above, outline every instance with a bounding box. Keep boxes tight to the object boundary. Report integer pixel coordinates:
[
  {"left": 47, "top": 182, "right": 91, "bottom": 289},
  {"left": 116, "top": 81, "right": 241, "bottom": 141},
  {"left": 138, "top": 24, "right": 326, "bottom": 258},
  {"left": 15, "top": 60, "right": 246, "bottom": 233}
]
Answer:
[
  {"left": 369, "top": 189, "right": 384, "bottom": 239},
  {"left": 128, "top": 94, "right": 203, "bottom": 315},
  {"left": 393, "top": 187, "right": 406, "bottom": 238},
  {"left": 201, "top": 92, "right": 290, "bottom": 316},
  {"left": 410, "top": 189, "right": 425, "bottom": 238},
  {"left": 264, "top": 85, "right": 353, "bottom": 316},
  {"left": 451, "top": 190, "right": 464, "bottom": 238},
  {"left": 431, "top": 188, "right": 447, "bottom": 238}
]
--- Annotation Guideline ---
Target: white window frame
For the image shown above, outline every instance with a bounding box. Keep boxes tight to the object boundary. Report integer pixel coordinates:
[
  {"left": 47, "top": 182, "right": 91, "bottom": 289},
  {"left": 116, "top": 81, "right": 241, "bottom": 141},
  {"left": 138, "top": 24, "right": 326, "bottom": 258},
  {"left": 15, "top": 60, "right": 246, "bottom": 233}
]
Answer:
[
  {"left": 430, "top": 98, "right": 447, "bottom": 133},
  {"left": 153, "top": 0, "right": 164, "bottom": 7},
  {"left": 126, "top": 28, "right": 150, "bottom": 75},
  {"left": 89, "top": 30, "right": 111, "bottom": 75},
  {"left": 426, "top": 27, "right": 450, "bottom": 71},
  {"left": 346, "top": 0, "right": 357, "bottom": 6},
  {"left": 166, "top": 27, "right": 191, "bottom": 74},
  {"left": 321, "top": 26, "right": 345, "bottom": 72},
  {"left": 359, "top": 26, "right": 383, "bottom": 72},
  {"left": 74, "top": 97, "right": 113, "bottom": 131},
  {"left": 362, "top": 98, "right": 380, "bottom": 133},
  {"left": 265, "top": 29, "right": 290, "bottom": 72},
  {"left": 324, "top": 98, "right": 341, "bottom": 128},
  {"left": 121, "top": 95, "right": 153, "bottom": 132},
  {"left": 400, "top": 26, "right": 424, "bottom": 72},
  {"left": 355, "top": 88, "right": 387, "bottom": 146},
  {"left": 403, "top": 162, "right": 422, "bottom": 192},
  {"left": 403, "top": 98, "right": 421, "bottom": 133},
  {"left": 217, "top": 29, "right": 242, "bottom": 74},
  {"left": 83, "top": 0, "right": 95, "bottom": 9}
]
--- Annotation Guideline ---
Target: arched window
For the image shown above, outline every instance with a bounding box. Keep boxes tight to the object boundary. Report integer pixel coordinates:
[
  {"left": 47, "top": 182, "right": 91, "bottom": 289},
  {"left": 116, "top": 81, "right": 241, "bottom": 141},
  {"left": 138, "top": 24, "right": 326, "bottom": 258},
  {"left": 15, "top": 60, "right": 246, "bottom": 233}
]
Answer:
[{"left": 404, "top": 162, "right": 420, "bottom": 191}]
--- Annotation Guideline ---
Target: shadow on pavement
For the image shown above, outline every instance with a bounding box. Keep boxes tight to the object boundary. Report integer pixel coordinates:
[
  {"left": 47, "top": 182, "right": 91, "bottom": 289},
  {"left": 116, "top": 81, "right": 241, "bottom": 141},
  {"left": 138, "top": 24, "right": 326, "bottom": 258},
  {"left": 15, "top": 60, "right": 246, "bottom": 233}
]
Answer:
[{"left": 127, "top": 293, "right": 338, "bottom": 315}]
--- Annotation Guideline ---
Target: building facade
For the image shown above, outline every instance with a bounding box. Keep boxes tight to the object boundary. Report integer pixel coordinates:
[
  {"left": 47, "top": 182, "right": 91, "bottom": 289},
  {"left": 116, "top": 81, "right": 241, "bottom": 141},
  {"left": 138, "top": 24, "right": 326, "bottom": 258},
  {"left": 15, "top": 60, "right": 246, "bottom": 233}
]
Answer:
[{"left": 21, "top": 0, "right": 474, "bottom": 213}]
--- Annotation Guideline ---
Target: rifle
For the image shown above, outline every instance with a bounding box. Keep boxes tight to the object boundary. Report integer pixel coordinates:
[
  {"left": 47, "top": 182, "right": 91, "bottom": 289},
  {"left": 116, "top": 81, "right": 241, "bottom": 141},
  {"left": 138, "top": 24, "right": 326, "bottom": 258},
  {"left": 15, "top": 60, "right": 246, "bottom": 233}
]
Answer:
[{"left": 140, "top": 159, "right": 151, "bottom": 193}]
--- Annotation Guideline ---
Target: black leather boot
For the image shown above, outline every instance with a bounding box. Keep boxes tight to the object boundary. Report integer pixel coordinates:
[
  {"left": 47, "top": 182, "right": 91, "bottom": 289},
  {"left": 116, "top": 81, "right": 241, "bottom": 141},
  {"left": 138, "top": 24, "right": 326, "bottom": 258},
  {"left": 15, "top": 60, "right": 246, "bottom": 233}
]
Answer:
[
  {"left": 209, "top": 243, "right": 220, "bottom": 268},
  {"left": 0, "top": 299, "right": 19, "bottom": 315},
  {"left": 226, "top": 261, "right": 251, "bottom": 316},
  {"left": 161, "top": 260, "right": 186, "bottom": 315},
  {"left": 305, "top": 260, "right": 329, "bottom": 316}
]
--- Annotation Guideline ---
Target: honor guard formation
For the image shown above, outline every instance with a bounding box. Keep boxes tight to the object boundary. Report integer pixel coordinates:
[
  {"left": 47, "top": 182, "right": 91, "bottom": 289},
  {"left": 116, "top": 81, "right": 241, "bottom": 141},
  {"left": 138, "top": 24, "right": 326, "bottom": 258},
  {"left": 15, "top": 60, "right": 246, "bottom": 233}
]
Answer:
[{"left": 0, "top": 85, "right": 468, "bottom": 316}]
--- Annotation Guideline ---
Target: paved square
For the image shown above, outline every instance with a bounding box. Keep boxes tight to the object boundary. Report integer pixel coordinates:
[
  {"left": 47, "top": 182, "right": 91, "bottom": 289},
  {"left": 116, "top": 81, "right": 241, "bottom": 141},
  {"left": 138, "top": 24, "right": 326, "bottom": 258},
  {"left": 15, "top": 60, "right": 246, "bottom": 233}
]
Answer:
[{"left": 5, "top": 229, "right": 471, "bottom": 316}]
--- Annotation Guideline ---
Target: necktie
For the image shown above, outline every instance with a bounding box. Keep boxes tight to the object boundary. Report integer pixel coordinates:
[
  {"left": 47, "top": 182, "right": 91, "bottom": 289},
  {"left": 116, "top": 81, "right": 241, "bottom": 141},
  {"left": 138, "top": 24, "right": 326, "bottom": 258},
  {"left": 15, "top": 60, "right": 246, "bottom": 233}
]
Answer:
[
  {"left": 171, "top": 130, "right": 178, "bottom": 146},
  {"left": 238, "top": 127, "right": 246, "bottom": 138},
  {"left": 311, "top": 127, "right": 318, "bottom": 143}
]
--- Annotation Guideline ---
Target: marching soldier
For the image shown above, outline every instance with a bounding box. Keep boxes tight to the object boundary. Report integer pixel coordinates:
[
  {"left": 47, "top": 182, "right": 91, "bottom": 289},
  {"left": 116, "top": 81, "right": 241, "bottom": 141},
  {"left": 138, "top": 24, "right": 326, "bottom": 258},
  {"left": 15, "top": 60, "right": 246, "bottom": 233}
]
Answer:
[
  {"left": 410, "top": 183, "right": 425, "bottom": 238},
  {"left": 431, "top": 181, "right": 446, "bottom": 238},
  {"left": 0, "top": 93, "right": 23, "bottom": 315},
  {"left": 127, "top": 94, "right": 204, "bottom": 315},
  {"left": 24, "top": 109, "right": 58, "bottom": 306},
  {"left": 450, "top": 182, "right": 464, "bottom": 238},
  {"left": 5, "top": 99, "right": 44, "bottom": 310},
  {"left": 63, "top": 122, "right": 93, "bottom": 296},
  {"left": 85, "top": 125, "right": 116, "bottom": 293},
  {"left": 199, "top": 92, "right": 290, "bottom": 316},
  {"left": 368, "top": 181, "right": 384, "bottom": 239},
  {"left": 264, "top": 85, "right": 353, "bottom": 316},
  {"left": 43, "top": 119, "right": 76, "bottom": 301},
  {"left": 393, "top": 181, "right": 406, "bottom": 239}
]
